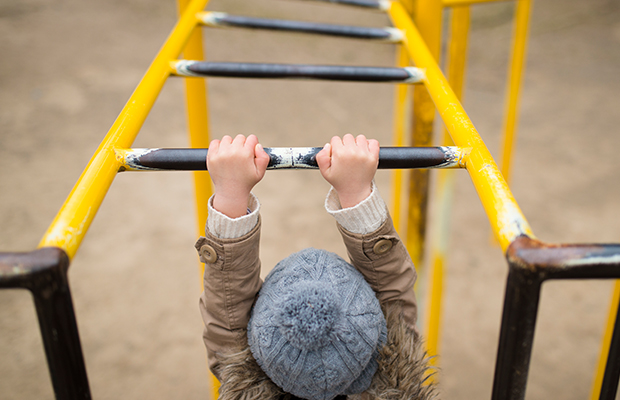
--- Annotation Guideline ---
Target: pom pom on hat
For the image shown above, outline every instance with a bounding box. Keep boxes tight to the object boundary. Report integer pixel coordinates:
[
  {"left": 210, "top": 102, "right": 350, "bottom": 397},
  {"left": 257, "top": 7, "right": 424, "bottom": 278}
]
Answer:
[{"left": 248, "top": 248, "right": 387, "bottom": 400}]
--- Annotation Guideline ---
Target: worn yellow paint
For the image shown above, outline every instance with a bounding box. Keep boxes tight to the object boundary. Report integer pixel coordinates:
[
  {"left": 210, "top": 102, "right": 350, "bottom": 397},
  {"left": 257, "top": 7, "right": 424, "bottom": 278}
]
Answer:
[
  {"left": 405, "top": 0, "right": 443, "bottom": 269},
  {"left": 38, "top": 0, "right": 210, "bottom": 259},
  {"left": 177, "top": 1, "right": 212, "bottom": 261},
  {"left": 391, "top": 45, "right": 410, "bottom": 234},
  {"left": 425, "top": 4, "right": 471, "bottom": 369},
  {"left": 389, "top": 1, "right": 534, "bottom": 251},
  {"left": 499, "top": 0, "right": 532, "bottom": 184},
  {"left": 177, "top": 0, "right": 217, "bottom": 398}
]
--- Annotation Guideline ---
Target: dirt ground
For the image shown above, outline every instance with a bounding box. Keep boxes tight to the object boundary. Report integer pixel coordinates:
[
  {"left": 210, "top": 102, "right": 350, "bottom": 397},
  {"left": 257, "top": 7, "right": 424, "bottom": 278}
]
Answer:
[{"left": 1, "top": 0, "right": 620, "bottom": 399}]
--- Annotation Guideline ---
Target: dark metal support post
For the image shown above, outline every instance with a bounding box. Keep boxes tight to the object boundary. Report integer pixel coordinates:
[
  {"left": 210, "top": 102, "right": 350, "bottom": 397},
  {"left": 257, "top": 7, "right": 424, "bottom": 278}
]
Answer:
[
  {"left": 494, "top": 236, "right": 620, "bottom": 400},
  {"left": 0, "top": 248, "right": 91, "bottom": 400},
  {"left": 600, "top": 298, "right": 620, "bottom": 400},
  {"left": 492, "top": 266, "right": 542, "bottom": 400}
]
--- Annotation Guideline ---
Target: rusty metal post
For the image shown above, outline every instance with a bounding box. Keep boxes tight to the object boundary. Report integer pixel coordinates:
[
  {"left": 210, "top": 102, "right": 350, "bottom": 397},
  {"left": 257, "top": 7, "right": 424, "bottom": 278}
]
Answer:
[
  {"left": 493, "top": 236, "right": 620, "bottom": 400},
  {"left": 0, "top": 248, "right": 91, "bottom": 400},
  {"left": 599, "top": 298, "right": 620, "bottom": 400},
  {"left": 492, "top": 261, "right": 542, "bottom": 400}
]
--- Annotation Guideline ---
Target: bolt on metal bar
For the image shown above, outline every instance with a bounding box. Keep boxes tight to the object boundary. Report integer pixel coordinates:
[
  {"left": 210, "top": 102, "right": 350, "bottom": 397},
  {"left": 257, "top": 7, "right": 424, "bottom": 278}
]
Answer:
[
  {"left": 289, "top": 0, "right": 391, "bottom": 10},
  {"left": 198, "top": 12, "right": 404, "bottom": 42},
  {"left": 171, "top": 61, "right": 424, "bottom": 83},
  {"left": 116, "top": 146, "right": 466, "bottom": 171}
]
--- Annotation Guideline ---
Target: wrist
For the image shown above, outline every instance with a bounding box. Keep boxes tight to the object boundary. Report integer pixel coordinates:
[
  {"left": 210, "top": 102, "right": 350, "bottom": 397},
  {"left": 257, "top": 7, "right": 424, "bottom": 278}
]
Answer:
[
  {"left": 212, "top": 191, "right": 251, "bottom": 218},
  {"left": 335, "top": 184, "right": 372, "bottom": 209}
]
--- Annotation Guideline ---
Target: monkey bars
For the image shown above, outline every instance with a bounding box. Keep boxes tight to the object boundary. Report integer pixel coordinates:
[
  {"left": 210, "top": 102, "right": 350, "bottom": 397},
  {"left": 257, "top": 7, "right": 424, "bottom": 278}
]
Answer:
[
  {"left": 1, "top": 0, "right": 619, "bottom": 399},
  {"left": 116, "top": 146, "right": 465, "bottom": 171}
]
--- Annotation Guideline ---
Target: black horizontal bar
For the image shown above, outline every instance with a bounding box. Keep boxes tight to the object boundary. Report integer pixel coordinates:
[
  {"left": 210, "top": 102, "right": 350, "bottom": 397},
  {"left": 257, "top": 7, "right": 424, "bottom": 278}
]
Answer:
[
  {"left": 293, "top": 0, "right": 385, "bottom": 9},
  {"left": 207, "top": 14, "right": 396, "bottom": 41},
  {"left": 176, "top": 61, "right": 421, "bottom": 83},
  {"left": 121, "top": 147, "right": 460, "bottom": 171}
]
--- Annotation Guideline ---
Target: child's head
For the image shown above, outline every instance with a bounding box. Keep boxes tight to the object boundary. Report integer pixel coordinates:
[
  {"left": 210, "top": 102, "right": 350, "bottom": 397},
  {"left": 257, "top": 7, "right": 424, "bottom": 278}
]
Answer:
[{"left": 248, "top": 248, "right": 387, "bottom": 400}]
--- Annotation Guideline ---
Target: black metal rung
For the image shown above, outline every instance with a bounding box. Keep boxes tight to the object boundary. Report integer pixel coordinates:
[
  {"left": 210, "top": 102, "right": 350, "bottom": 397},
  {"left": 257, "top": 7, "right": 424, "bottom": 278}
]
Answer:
[
  {"left": 293, "top": 0, "right": 387, "bottom": 9},
  {"left": 201, "top": 13, "right": 400, "bottom": 41},
  {"left": 174, "top": 61, "right": 422, "bottom": 83},
  {"left": 120, "top": 147, "right": 462, "bottom": 171}
]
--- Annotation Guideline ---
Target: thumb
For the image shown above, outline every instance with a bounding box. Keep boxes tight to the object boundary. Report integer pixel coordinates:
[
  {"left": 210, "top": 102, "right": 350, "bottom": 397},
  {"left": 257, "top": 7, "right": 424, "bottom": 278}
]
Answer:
[
  {"left": 254, "top": 143, "right": 270, "bottom": 175},
  {"left": 316, "top": 143, "right": 332, "bottom": 173}
]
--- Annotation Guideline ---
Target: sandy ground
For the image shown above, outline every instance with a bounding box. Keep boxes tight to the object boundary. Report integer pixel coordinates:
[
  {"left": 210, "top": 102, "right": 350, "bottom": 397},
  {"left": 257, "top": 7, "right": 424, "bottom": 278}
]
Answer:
[{"left": 1, "top": 0, "right": 620, "bottom": 399}]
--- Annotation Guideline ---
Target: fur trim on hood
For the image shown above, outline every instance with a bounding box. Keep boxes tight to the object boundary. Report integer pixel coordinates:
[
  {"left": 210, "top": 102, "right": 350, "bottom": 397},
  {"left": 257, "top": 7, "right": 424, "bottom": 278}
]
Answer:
[{"left": 216, "top": 302, "right": 437, "bottom": 400}]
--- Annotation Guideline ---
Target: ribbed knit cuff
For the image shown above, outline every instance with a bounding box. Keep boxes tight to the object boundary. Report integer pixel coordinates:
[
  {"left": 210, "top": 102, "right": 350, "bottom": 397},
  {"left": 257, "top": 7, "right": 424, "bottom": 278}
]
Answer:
[
  {"left": 325, "top": 182, "right": 388, "bottom": 234},
  {"left": 206, "top": 193, "right": 260, "bottom": 239}
]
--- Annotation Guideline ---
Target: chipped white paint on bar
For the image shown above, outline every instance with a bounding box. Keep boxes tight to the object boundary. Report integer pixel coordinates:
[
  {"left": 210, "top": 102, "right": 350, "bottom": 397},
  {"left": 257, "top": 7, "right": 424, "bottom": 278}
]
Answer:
[
  {"left": 384, "top": 27, "right": 404, "bottom": 43},
  {"left": 267, "top": 147, "right": 320, "bottom": 169},
  {"left": 404, "top": 67, "right": 425, "bottom": 83},
  {"left": 378, "top": 0, "right": 393, "bottom": 11},
  {"left": 436, "top": 146, "right": 461, "bottom": 168},
  {"left": 117, "top": 148, "right": 163, "bottom": 171},
  {"left": 564, "top": 254, "right": 620, "bottom": 268},
  {"left": 267, "top": 147, "right": 293, "bottom": 169},
  {"left": 199, "top": 12, "right": 227, "bottom": 27},
  {"left": 173, "top": 60, "right": 202, "bottom": 77}
]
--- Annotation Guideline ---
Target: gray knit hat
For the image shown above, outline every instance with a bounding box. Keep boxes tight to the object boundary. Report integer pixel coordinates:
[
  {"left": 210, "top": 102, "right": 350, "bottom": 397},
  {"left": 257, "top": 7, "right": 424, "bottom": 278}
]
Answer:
[{"left": 247, "top": 248, "right": 387, "bottom": 400}]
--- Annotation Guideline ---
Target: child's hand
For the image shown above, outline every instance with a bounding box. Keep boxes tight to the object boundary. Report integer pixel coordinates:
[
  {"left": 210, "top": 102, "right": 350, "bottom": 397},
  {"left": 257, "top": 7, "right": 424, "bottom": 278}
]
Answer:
[
  {"left": 316, "top": 134, "right": 380, "bottom": 208},
  {"left": 208, "top": 134, "right": 270, "bottom": 218}
]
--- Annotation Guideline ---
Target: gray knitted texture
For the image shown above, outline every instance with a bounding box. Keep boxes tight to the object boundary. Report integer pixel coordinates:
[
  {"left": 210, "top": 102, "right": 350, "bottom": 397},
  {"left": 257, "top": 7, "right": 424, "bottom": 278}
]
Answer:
[{"left": 248, "top": 248, "right": 387, "bottom": 400}]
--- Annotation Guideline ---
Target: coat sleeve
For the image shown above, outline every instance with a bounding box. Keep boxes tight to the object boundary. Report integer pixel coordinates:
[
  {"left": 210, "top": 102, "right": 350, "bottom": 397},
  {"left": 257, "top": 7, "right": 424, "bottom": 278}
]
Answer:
[
  {"left": 196, "top": 218, "right": 263, "bottom": 378},
  {"left": 337, "top": 216, "right": 418, "bottom": 332}
]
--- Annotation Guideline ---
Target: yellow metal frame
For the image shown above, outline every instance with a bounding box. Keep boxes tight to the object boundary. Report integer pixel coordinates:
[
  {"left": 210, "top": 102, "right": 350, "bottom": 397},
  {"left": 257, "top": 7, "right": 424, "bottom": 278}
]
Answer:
[
  {"left": 30, "top": 0, "right": 614, "bottom": 397},
  {"left": 390, "top": 0, "right": 532, "bottom": 368}
]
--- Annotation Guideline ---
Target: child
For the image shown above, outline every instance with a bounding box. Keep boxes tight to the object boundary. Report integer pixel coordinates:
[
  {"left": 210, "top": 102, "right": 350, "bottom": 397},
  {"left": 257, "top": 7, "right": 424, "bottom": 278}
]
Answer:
[{"left": 196, "top": 134, "right": 435, "bottom": 400}]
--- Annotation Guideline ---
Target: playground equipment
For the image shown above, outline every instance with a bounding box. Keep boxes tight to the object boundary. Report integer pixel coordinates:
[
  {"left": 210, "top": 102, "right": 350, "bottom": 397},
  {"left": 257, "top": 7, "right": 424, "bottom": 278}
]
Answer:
[{"left": 1, "top": 0, "right": 620, "bottom": 399}]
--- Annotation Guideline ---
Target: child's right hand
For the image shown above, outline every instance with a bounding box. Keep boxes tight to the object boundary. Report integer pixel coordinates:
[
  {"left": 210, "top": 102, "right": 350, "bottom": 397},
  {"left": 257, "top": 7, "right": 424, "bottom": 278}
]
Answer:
[
  {"left": 316, "top": 134, "right": 380, "bottom": 208},
  {"left": 207, "top": 134, "right": 270, "bottom": 218}
]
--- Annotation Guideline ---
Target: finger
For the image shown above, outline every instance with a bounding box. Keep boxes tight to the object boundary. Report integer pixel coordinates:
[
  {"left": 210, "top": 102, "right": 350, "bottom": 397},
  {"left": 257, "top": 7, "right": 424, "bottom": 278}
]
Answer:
[
  {"left": 316, "top": 143, "right": 332, "bottom": 170},
  {"left": 368, "top": 139, "right": 380, "bottom": 158},
  {"left": 254, "top": 143, "right": 270, "bottom": 174},
  {"left": 233, "top": 134, "right": 246, "bottom": 147},
  {"left": 206, "top": 139, "right": 219, "bottom": 169},
  {"left": 245, "top": 134, "right": 259, "bottom": 151},
  {"left": 355, "top": 134, "right": 368, "bottom": 149},
  {"left": 330, "top": 135, "right": 344, "bottom": 150},
  {"left": 208, "top": 139, "right": 220, "bottom": 154},
  {"left": 342, "top": 133, "right": 356, "bottom": 146},
  {"left": 220, "top": 135, "right": 233, "bottom": 145}
]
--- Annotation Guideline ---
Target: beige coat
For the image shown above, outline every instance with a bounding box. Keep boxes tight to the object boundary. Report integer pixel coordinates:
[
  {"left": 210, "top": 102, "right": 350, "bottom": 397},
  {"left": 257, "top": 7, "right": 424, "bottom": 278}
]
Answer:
[{"left": 196, "top": 216, "right": 435, "bottom": 399}]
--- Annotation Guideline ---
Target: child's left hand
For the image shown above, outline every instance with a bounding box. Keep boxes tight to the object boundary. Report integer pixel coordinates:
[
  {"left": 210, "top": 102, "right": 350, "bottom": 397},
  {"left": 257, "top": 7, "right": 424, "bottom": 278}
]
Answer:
[
  {"left": 316, "top": 134, "right": 380, "bottom": 208},
  {"left": 207, "top": 134, "right": 270, "bottom": 218}
]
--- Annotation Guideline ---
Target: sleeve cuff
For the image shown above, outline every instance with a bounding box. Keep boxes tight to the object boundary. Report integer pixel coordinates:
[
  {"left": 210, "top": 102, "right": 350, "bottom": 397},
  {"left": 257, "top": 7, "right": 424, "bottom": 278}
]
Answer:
[
  {"left": 325, "top": 182, "right": 388, "bottom": 234},
  {"left": 206, "top": 193, "right": 260, "bottom": 239}
]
